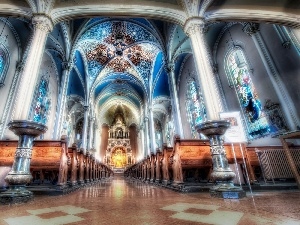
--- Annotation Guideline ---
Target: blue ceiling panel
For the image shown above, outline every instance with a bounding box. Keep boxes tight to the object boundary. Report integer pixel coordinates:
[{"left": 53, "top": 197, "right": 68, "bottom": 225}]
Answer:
[
  {"left": 94, "top": 73, "right": 145, "bottom": 100},
  {"left": 75, "top": 50, "right": 85, "bottom": 78},
  {"left": 67, "top": 68, "right": 85, "bottom": 98},
  {"left": 152, "top": 51, "right": 164, "bottom": 83},
  {"left": 153, "top": 69, "right": 170, "bottom": 98},
  {"left": 130, "top": 18, "right": 151, "bottom": 27},
  {"left": 174, "top": 53, "right": 189, "bottom": 84}
]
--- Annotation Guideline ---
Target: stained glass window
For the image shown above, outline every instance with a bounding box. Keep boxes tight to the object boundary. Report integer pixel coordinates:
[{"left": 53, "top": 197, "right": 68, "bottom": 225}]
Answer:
[
  {"left": 226, "top": 48, "right": 271, "bottom": 139},
  {"left": 0, "top": 53, "right": 4, "bottom": 75},
  {"left": 186, "top": 79, "right": 207, "bottom": 139},
  {"left": 33, "top": 77, "right": 51, "bottom": 124},
  {"left": 0, "top": 47, "right": 8, "bottom": 86}
]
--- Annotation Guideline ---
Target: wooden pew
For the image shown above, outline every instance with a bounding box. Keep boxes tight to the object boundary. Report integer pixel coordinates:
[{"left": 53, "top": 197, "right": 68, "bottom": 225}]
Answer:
[
  {"left": 161, "top": 144, "right": 174, "bottom": 185},
  {"left": 171, "top": 137, "right": 247, "bottom": 187},
  {"left": 150, "top": 153, "right": 156, "bottom": 183},
  {"left": 0, "top": 137, "right": 69, "bottom": 188},
  {"left": 68, "top": 143, "right": 80, "bottom": 186},
  {"left": 155, "top": 150, "right": 163, "bottom": 183},
  {"left": 146, "top": 156, "right": 151, "bottom": 182}
]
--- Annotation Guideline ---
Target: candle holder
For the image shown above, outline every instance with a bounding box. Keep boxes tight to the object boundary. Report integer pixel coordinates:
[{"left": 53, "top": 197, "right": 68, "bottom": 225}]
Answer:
[
  {"left": 0, "top": 120, "right": 47, "bottom": 204},
  {"left": 195, "top": 120, "right": 245, "bottom": 199}
]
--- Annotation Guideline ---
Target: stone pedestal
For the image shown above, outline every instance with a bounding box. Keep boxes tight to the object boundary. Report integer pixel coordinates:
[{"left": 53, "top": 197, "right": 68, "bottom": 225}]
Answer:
[
  {"left": 195, "top": 120, "right": 246, "bottom": 199},
  {"left": 0, "top": 120, "right": 47, "bottom": 204}
]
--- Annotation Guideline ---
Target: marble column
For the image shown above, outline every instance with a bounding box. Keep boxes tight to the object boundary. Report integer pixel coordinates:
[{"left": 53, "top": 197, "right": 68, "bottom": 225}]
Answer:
[
  {"left": 81, "top": 106, "right": 89, "bottom": 155},
  {"left": 149, "top": 107, "right": 156, "bottom": 154},
  {"left": 140, "top": 125, "right": 145, "bottom": 159},
  {"left": 184, "top": 18, "right": 223, "bottom": 120},
  {"left": 71, "top": 114, "right": 76, "bottom": 144},
  {"left": 54, "top": 61, "right": 72, "bottom": 139},
  {"left": 88, "top": 117, "right": 95, "bottom": 151},
  {"left": 144, "top": 117, "right": 150, "bottom": 157},
  {"left": 167, "top": 63, "right": 184, "bottom": 138},
  {"left": 243, "top": 22, "right": 299, "bottom": 130},
  {"left": 13, "top": 15, "right": 53, "bottom": 120},
  {"left": 93, "top": 123, "right": 98, "bottom": 151}
]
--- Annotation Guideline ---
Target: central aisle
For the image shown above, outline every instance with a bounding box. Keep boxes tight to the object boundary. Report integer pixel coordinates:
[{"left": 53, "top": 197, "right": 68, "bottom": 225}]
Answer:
[{"left": 0, "top": 175, "right": 300, "bottom": 225}]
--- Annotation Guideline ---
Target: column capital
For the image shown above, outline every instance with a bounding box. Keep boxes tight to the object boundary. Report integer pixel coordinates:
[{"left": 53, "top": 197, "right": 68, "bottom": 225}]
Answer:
[
  {"left": 62, "top": 61, "right": 72, "bottom": 70},
  {"left": 166, "top": 63, "right": 175, "bottom": 73},
  {"left": 184, "top": 17, "right": 207, "bottom": 36},
  {"left": 32, "top": 14, "right": 53, "bottom": 33},
  {"left": 16, "top": 61, "right": 25, "bottom": 73},
  {"left": 242, "top": 22, "right": 260, "bottom": 36},
  {"left": 83, "top": 105, "right": 89, "bottom": 111}
]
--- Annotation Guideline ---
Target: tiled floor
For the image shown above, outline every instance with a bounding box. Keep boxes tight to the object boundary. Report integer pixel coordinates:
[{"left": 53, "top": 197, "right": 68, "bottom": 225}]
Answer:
[{"left": 0, "top": 175, "right": 299, "bottom": 225}]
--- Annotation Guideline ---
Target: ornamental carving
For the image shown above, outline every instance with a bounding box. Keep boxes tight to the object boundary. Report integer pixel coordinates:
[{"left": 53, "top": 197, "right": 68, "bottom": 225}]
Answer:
[
  {"left": 15, "top": 148, "right": 32, "bottom": 158},
  {"left": 210, "top": 146, "right": 225, "bottom": 155},
  {"left": 242, "top": 22, "right": 259, "bottom": 36},
  {"left": 184, "top": 18, "right": 207, "bottom": 36},
  {"left": 32, "top": 15, "right": 53, "bottom": 33}
]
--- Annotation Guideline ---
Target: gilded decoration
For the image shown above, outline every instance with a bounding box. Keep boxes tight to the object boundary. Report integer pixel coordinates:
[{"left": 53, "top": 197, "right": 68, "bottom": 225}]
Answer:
[
  {"left": 105, "top": 112, "right": 134, "bottom": 169},
  {"left": 81, "top": 20, "right": 159, "bottom": 80}
]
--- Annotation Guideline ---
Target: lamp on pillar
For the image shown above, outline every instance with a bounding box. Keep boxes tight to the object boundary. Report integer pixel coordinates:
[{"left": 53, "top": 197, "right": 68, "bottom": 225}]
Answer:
[
  {"left": 0, "top": 120, "right": 47, "bottom": 204},
  {"left": 195, "top": 120, "right": 245, "bottom": 199}
]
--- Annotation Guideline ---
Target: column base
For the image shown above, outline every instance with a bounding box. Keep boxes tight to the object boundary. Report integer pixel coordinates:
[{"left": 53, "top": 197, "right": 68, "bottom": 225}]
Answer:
[
  {"left": 0, "top": 186, "right": 33, "bottom": 204},
  {"left": 209, "top": 183, "right": 246, "bottom": 199}
]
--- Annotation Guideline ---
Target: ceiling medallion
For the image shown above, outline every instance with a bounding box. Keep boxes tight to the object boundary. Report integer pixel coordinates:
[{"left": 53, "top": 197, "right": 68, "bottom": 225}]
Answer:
[{"left": 86, "top": 21, "right": 155, "bottom": 73}]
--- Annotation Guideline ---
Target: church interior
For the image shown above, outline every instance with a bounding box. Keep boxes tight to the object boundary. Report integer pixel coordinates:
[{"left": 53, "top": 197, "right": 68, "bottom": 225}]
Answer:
[{"left": 0, "top": 0, "right": 300, "bottom": 224}]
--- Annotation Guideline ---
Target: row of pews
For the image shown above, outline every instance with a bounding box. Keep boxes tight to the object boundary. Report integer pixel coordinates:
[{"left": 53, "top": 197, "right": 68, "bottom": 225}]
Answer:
[
  {"left": 0, "top": 136, "right": 113, "bottom": 193},
  {"left": 124, "top": 137, "right": 261, "bottom": 192}
]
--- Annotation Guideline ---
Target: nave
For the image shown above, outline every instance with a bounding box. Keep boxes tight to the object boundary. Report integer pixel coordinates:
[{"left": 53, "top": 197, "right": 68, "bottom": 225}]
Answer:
[{"left": 0, "top": 175, "right": 299, "bottom": 225}]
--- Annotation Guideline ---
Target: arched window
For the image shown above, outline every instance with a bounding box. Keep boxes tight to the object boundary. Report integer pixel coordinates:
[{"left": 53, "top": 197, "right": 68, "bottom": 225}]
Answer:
[
  {"left": 225, "top": 47, "right": 271, "bottom": 139},
  {"left": 32, "top": 77, "right": 51, "bottom": 125},
  {"left": 0, "top": 46, "right": 9, "bottom": 87},
  {"left": 185, "top": 79, "right": 207, "bottom": 139}
]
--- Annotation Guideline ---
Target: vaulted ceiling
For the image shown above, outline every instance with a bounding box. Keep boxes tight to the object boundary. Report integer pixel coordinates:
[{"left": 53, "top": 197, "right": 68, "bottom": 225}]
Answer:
[{"left": 0, "top": 0, "right": 298, "bottom": 127}]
